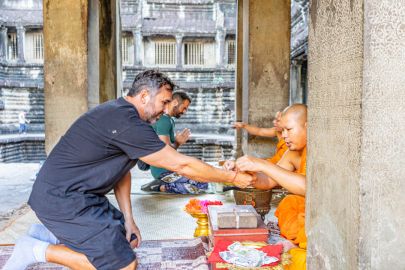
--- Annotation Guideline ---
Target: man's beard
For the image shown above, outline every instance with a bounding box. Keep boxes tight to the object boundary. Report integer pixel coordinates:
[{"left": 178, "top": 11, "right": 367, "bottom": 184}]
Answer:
[
  {"left": 144, "top": 100, "right": 161, "bottom": 123},
  {"left": 172, "top": 106, "right": 183, "bottom": 118}
]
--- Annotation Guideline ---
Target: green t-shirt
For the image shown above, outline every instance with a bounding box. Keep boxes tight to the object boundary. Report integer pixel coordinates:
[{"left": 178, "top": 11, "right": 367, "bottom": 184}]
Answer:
[{"left": 151, "top": 114, "right": 175, "bottom": 179}]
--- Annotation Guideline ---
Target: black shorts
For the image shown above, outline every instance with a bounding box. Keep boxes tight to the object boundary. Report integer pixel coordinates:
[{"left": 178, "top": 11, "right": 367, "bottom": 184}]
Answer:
[{"left": 36, "top": 200, "right": 136, "bottom": 270}]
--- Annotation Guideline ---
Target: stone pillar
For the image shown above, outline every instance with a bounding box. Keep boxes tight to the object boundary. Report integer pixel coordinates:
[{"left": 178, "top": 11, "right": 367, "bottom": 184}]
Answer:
[
  {"left": 99, "top": 0, "right": 119, "bottom": 103},
  {"left": 236, "top": 0, "right": 290, "bottom": 157},
  {"left": 132, "top": 29, "right": 142, "bottom": 66},
  {"left": 215, "top": 29, "right": 225, "bottom": 68},
  {"left": 87, "top": 0, "right": 100, "bottom": 110},
  {"left": 44, "top": 0, "right": 120, "bottom": 153},
  {"left": 307, "top": 0, "right": 405, "bottom": 269},
  {"left": 0, "top": 26, "right": 7, "bottom": 59},
  {"left": 16, "top": 26, "right": 25, "bottom": 63},
  {"left": 43, "top": 1, "right": 90, "bottom": 153},
  {"left": 235, "top": 1, "right": 244, "bottom": 157},
  {"left": 176, "top": 34, "right": 183, "bottom": 68},
  {"left": 289, "top": 59, "right": 303, "bottom": 104}
]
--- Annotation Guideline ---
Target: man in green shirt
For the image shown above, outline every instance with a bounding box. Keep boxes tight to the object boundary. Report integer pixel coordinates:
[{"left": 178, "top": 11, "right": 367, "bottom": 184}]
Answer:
[{"left": 142, "top": 91, "right": 209, "bottom": 194}]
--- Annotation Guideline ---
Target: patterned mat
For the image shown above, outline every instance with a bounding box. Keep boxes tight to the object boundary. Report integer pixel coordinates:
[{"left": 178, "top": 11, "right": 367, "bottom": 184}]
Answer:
[{"left": 0, "top": 238, "right": 209, "bottom": 270}]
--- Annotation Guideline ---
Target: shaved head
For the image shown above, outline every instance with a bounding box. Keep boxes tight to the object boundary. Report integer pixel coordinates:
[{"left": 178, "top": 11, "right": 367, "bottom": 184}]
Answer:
[
  {"left": 282, "top": 104, "right": 307, "bottom": 124},
  {"left": 281, "top": 104, "right": 307, "bottom": 151}
]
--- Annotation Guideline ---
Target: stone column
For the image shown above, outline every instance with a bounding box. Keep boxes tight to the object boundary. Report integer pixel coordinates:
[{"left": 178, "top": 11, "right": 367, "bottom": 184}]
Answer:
[
  {"left": 132, "top": 29, "right": 142, "bottom": 66},
  {"left": 236, "top": 0, "right": 290, "bottom": 157},
  {"left": 307, "top": 0, "right": 405, "bottom": 269},
  {"left": 44, "top": 0, "right": 120, "bottom": 153},
  {"left": 235, "top": 1, "right": 244, "bottom": 157},
  {"left": 289, "top": 59, "right": 303, "bottom": 104},
  {"left": 176, "top": 34, "right": 183, "bottom": 68},
  {"left": 215, "top": 29, "right": 225, "bottom": 68},
  {"left": 99, "top": 0, "right": 119, "bottom": 103},
  {"left": 16, "top": 26, "right": 25, "bottom": 63},
  {"left": 0, "top": 26, "right": 7, "bottom": 60},
  {"left": 43, "top": 1, "right": 90, "bottom": 153}
]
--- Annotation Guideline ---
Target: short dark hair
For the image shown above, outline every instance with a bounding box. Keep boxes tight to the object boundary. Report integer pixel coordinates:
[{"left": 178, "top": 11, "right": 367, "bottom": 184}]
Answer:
[
  {"left": 127, "top": 70, "right": 175, "bottom": 97},
  {"left": 172, "top": 90, "right": 192, "bottom": 104}
]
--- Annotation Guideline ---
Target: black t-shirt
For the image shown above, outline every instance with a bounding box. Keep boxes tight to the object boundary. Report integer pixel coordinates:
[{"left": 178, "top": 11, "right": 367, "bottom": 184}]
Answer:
[{"left": 28, "top": 97, "right": 165, "bottom": 219}]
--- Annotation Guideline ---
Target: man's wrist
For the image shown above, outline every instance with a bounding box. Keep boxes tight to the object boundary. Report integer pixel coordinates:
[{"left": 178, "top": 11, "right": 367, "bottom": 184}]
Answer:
[
  {"left": 123, "top": 212, "right": 134, "bottom": 221},
  {"left": 230, "top": 170, "right": 238, "bottom": 183}
]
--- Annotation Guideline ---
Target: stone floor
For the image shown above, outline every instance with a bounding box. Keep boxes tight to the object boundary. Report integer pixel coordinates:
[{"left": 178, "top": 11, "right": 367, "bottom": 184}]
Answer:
[{"left": 0, "top": 162, "right": 40, "bottom": 229}]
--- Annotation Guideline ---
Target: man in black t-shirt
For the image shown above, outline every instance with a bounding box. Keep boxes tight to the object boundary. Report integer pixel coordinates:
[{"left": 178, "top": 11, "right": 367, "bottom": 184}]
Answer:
[{"left": 4, "top": 70, "right": 255, "bottom": 270}]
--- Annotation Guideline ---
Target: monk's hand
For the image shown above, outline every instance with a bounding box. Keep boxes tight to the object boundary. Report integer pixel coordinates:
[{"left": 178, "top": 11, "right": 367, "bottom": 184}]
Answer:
[
  {"left": 233, "top": 122, "right": 246, "bottom": 129},
  {"left": 223, "top": 160, "right": 236, "bottom": 171},
  {"left": 232, "top": 171, "right": 255, "bottom": 188},
  {"left": 175, "top": 128, "right": 191, "bottom": 146},
  {"left": 125, "top": 219, "right": 142, "bottom": 249},
  {"left": 236, "top": 155, "right": 262, "bottom": 172}
]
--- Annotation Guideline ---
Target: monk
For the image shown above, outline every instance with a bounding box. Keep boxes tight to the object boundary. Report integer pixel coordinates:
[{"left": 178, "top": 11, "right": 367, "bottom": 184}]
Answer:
[
  {"left": 233, "top": 111, "right": 288, "bottom": 164},
  {"left": 232, "top": 104, "right": 308, "bottom": 270}
]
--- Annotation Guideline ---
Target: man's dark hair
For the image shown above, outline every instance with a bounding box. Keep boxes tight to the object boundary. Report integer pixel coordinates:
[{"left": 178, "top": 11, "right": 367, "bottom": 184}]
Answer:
[
  {"left": 172, "top": 90, "right": 192, "bottom": 104},
  {"left": 127, "top": 70, "right": 175, "bottom": 97}
]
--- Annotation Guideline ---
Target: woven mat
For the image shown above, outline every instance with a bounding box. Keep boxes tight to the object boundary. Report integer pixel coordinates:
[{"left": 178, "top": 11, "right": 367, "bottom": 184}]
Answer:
[{"left": 0, "top": 238, "right": 209, "bottom": 270}]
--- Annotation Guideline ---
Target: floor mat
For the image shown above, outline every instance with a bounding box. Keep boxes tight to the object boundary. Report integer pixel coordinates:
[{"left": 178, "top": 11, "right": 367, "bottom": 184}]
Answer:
[{"left": 0, "top": 238, "right": 209, "bottom": 270}]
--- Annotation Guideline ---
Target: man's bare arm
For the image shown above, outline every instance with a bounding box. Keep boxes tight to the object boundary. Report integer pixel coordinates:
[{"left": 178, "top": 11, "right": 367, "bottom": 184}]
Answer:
[
  {"left": 114, "top": 172, "right": 133, "bottom": 220},
  {"left": 139, "top": 145, "right": 254, "bottom": 188},
  {"left": 158, "top": 134, "right": 179, "bottom": 149},
  {"left": 114, "top": 172, "right": 142, "bottom": 247},
  {"left": 159, "top": 135, "right": 186, "bottom": 149}
]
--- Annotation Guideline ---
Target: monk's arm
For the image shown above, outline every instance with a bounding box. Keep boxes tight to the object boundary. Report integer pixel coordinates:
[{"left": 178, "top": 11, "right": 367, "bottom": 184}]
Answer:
[
  {"left": 243, "top": 124, "right": 278, "bottom": 137},
  {"left": 254, "top": 172, "right": 279, "bottom": 190},
  {"left": 255, "top": 160, "right": 306, "bottom": 196},
  {"left": 139, "top": 145, "right": 254, "bottom": 188},
  {"left": 237, "top": 152, "right": 305, "bottom": 195}
]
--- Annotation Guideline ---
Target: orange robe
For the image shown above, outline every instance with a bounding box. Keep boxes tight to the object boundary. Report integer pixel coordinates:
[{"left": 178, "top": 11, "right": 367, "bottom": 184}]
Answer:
[
  {"left": 267, "top": 138, "right": 288, "bottom": 164},
  {"left": 274, "top": 147, "right": 307, "bottom": 270}
]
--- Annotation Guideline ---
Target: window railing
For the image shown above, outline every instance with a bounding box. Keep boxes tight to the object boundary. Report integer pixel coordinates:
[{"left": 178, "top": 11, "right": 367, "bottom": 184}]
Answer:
[
  {"left": 25, "top": 31, "right": 44, "bottom": 63},
  {"left": 227, "top": 40, "right": 235, "bottom": 65},
  {"left": 154, "top": 41, "right": 176, "bottom": 66},
  {"left": 184, "top": 42, "right": 204, "bottom": 66},
  {"left": 122, "top": 35, "right": 134, "bottom": 65}
]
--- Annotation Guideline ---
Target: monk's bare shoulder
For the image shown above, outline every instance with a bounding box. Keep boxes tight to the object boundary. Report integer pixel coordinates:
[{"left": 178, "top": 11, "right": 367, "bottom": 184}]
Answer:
[{"left": 278, "top": 149, "right": 301, "bottom": 171}]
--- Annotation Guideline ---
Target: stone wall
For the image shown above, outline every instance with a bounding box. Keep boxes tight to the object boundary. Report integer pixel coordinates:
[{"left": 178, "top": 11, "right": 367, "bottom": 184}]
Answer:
[
  {"left": 237, "top": 0, "right": 291, "bottom": 158},
  {"left": 0, "top": 135, "right": 45, "bottom": 162},
  {"left": 176, "top": 87, "right": 235, "bottom": 135},
  {"left": 307, "top": 0, "right": 405, "bottom": 269},
  {"left": 0, "top": 86, "right": 44, "bottom": 134}
]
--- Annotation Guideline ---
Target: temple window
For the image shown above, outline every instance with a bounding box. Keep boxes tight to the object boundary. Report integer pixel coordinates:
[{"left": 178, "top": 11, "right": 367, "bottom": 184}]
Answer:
[
  {"left": 25, "top": 31, "right": 44, "bottom": 63},
  {"left": 184, "top": 41, "right": 215, "bottom": 67},
  {"left": 153, "top": 40, "right": 176, "bottom": 66},
  {"left": 227, "top": 39, "right": 236, "bottom": 65},
  {"left": 122, "top": 33, "right": 134, "bottom": 66},
  {"left": 7, "top": 32, "right": 17, "bottom": 61}
]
